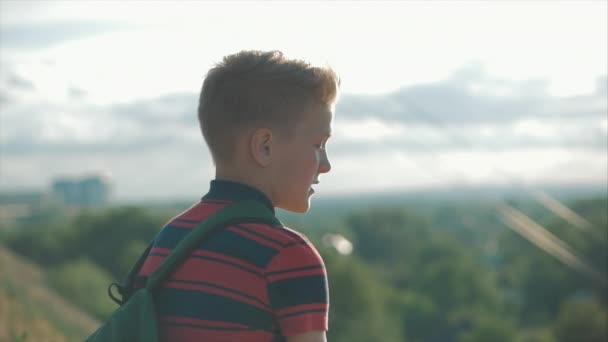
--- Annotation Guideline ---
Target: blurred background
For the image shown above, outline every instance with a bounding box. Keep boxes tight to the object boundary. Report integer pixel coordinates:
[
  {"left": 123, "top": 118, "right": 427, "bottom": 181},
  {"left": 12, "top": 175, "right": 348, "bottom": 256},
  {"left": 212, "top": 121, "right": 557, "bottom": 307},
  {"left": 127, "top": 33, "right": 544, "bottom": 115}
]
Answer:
[{"left": 0, "top": 1, "right": 606, "bottom": 341}]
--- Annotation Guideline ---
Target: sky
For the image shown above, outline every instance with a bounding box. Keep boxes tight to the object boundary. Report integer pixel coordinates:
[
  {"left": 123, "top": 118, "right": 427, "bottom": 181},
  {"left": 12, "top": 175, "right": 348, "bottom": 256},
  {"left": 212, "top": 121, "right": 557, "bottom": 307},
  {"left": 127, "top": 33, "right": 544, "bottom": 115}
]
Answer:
[{"left": 0, "top": 0, "right": 606, "bottom": 201}]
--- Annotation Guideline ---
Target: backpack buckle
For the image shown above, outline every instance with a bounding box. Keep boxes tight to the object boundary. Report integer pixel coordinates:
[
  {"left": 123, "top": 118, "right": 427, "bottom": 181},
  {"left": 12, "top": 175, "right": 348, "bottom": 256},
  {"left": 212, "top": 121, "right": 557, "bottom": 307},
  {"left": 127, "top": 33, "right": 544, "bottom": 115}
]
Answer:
[{"left": 108, "top": 282, "right": 126, "bottom": 305}]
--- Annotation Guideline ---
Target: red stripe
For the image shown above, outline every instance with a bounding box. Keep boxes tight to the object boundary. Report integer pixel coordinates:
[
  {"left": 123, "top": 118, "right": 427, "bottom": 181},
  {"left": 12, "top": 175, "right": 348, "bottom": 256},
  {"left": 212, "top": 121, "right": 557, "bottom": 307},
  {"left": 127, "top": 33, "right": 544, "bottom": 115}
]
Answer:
[
  {"left": 278, "top": 225, "right": 307, "bottom": 240},
  {"left": 142, "top": 252, "right": 268, "bottom": 302},
  {"left": 279, "top": 311, "right": 328, "bottom": 336},
  {"left": 160, "top": 324, "right": 272, "bottom": 342},
  {"left": 151, "top": 247, "right": 171, "bottom": 254},
  {"left": 276, "top": 303, "right": 328, "bottom": 317},
  {"left": 160, "top": 315, "right": 250, "bottom": 329},
  {"left": 170, "top": 220, "right": 197, "bottom": 228},
  {"left": 165, "top": 281, "right": 270, "bottom": 311},
  {"left": 191, "top": 249, "right": 265, "bottom": 273},
  {"left": 227, "top": 226, "right": 283, "bottom": 249},
  {"left": 139, "top": 255, "right": 164, "bottom": 275},
  {"left": 173, "top": 258, "right": 268, "bottom": 301},
  {"left": 178, "top": 202, "right": 230, "bottom": 221},
  {"left": 267, "top": 268, "right": 326, "bottom": 282},
  {"left": 238, "top": 223, "right": 298, "bottom": 244},
  {"left": 269, "top": 244, "right": 324, "bottom": 269},
  {"left": 150, "top": 247, "right": 266, "bottom": 275}
]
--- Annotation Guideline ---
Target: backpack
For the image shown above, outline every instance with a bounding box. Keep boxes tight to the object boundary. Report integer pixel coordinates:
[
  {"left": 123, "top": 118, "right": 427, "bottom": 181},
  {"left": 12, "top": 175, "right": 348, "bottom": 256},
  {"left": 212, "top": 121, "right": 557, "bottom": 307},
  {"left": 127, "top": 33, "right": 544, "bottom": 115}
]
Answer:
[{"left": 86, "top": 200, "right": 279, "bottom": 342}]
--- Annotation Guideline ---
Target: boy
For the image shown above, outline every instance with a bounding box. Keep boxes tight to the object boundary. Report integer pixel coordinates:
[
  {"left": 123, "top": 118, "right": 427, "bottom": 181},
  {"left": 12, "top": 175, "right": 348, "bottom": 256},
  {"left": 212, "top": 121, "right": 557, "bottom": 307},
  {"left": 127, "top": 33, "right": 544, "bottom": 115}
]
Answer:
[{"left": 137, "top": 50, "right": 339, "bottom": 342}]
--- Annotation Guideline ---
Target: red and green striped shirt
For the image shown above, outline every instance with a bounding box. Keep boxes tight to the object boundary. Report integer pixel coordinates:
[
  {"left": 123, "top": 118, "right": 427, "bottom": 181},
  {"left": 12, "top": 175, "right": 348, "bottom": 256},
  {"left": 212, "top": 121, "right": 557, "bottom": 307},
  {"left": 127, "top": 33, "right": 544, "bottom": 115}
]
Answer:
[{"left": 138, "top": 180, "right": 329, "bottom": 341}]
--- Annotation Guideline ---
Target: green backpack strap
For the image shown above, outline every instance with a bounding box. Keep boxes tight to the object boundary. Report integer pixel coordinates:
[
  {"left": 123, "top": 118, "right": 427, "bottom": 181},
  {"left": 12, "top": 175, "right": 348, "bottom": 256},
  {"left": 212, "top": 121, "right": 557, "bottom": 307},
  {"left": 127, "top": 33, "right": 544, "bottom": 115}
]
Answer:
[
  {"left": 145, "top": 200, "right": 279, "bottom": 291},
  {"left": 108, "top": 242, "right": 154, "bottom": 305}
]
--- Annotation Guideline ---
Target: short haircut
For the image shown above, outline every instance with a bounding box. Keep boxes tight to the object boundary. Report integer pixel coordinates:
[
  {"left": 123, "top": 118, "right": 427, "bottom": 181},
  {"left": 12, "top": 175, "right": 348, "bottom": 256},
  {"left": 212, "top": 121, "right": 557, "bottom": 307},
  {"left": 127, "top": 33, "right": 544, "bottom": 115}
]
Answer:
[{"left": 198, "top": 50, "right": 340, "bottom": 164}]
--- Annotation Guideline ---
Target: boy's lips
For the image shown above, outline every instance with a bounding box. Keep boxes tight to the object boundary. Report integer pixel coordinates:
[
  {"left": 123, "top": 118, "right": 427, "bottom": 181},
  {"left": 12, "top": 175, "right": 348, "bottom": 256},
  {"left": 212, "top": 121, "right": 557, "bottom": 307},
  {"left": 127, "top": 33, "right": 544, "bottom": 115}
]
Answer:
[{"left": 309, "top": 182, "right": 319, "bottom": 194}]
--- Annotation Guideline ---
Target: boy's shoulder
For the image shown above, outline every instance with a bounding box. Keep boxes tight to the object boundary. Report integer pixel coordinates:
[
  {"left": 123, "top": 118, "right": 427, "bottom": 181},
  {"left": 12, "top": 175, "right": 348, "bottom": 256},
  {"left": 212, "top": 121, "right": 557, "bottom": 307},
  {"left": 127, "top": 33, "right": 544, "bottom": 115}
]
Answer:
[
  {"left": 266, "top": 223, "right": 309, "bottom": 242},
  {"left": 170, "top": 201, "right": 324, "bottom": 270},
  {"left": 173, "top": 200, "right": 312, "bottom": 246}
]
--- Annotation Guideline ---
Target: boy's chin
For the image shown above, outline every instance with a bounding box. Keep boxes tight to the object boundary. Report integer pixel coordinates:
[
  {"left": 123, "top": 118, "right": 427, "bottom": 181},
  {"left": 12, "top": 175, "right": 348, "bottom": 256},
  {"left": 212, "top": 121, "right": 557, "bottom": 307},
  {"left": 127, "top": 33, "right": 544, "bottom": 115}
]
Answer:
[{"left": 278, "top": 200, "right": 311, "bottom": 213}]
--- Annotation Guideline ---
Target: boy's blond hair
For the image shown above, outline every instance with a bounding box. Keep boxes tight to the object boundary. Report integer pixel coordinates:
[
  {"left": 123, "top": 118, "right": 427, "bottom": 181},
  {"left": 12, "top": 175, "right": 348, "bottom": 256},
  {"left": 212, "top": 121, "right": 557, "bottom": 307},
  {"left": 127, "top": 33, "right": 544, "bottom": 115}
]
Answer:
[{"left": 198, "top": 50, "right": 340, "bottom": 164}]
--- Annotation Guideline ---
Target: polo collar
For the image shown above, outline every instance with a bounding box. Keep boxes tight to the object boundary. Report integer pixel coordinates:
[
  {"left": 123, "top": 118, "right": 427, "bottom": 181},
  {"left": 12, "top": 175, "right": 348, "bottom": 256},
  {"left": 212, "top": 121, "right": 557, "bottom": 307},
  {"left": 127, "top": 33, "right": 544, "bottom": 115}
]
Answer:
[{"left": 203, "top": 179, "right": 275, "bottom": 214}]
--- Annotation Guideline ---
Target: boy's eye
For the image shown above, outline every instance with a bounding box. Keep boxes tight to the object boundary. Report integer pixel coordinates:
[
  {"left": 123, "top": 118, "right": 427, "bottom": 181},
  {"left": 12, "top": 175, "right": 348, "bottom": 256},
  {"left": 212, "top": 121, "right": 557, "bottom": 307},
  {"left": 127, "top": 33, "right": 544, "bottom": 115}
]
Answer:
[{"left": 315, "top": 137, "right": 329, "bottom": 149}]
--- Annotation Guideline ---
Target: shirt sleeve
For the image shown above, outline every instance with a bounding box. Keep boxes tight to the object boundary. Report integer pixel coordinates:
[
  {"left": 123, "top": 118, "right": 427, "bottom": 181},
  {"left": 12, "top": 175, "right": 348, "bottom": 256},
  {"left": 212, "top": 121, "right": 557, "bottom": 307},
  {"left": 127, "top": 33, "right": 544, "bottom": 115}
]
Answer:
[{"left": 265, "top": 236, "right": 329, "bottom": 337}]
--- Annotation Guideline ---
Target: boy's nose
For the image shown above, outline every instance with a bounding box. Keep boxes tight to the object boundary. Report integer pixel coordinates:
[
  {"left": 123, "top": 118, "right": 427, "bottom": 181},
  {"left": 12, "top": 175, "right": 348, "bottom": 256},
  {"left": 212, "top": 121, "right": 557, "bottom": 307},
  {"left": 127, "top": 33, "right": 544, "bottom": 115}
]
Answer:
[{"left": 319, "top": 153, "right": 331, "bottom": 174}]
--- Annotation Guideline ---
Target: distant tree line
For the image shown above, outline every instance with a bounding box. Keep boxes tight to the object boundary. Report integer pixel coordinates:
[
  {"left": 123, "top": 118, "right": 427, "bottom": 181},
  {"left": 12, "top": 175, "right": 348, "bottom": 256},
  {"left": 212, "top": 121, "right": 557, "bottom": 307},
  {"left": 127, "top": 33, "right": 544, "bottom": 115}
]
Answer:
[{"left": 3, "top": 198, "right": 607, "bottom": 341}]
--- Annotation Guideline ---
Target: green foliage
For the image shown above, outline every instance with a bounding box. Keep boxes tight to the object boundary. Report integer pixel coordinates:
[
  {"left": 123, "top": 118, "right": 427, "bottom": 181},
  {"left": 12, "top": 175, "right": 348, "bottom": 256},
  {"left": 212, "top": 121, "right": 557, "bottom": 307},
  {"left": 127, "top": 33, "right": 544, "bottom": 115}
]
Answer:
[
  {"left": 498, "top": 198, "right": 608, "bottom": 326},
  {"left": 414, "top": 256, "right": 500, "bottom": 313},
  {"left": 0, "top": 246, "right": 98, "bottom": 341},
  {"left": 47, "top": 258, "right": 117, "bottom": 320},
  {"left": 394, "top": 291, "right": 438, "bottom": 341},
  {"left": 118, "top": 239, "right": 149, "bottom": 278},
  {"left": 337, "top": 206, "right": 513, "bottom": 341},
  {"left": 458, "top": 314, "right": 517, "bottom": 342},
  {"left": 5, "top": 206, "right": 168, "bottom": 281},
  {"left": 323, "top": 253, "right": 403, "bottom": 342},
  {"left": 553, "top": 298, "right": 608, "bottom": 342},
  {"left": 70, "top": 207, "right": 166, "bottom": 279},
  {"left": 348, "top": 208, "right": 432, "bottom": 262},
  {"left": 516, "top": 328, "right": 556, "bottom": 342},
  {"left": 4, "top": 220, "right": 79, "bottom": 266},
  {"left": 346, "top": 208, "right": 433, "bottom": 289},
  {"left": 2, "top": 196, "right": 606, "bottom": 341},
  {"left": 0, "top": 289, "right": 67, "bottom": 342}
]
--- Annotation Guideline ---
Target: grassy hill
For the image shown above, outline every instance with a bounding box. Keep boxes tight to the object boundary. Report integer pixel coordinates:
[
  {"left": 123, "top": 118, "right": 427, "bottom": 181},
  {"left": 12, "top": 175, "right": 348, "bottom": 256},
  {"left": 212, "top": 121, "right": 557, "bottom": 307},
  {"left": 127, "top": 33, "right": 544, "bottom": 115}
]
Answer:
[{"left": 0, "top": 246, "right": 99, "bottom": 342}]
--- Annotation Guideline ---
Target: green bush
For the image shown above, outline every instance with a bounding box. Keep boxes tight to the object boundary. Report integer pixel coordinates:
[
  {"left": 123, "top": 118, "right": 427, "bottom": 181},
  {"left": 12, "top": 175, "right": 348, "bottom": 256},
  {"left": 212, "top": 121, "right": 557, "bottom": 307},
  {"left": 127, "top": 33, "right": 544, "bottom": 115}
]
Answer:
[
  {"left": 458, "top": 314, "right": 517, "bottom": 342},
  {"left": 553, "top": 298, "right": 608, "bottom": 342},
  {"left": 46, "top": 258, "right": 117, "bottom": 320},
  {"left": 324, "top": 253, "right": 403, "bottom": 342}
]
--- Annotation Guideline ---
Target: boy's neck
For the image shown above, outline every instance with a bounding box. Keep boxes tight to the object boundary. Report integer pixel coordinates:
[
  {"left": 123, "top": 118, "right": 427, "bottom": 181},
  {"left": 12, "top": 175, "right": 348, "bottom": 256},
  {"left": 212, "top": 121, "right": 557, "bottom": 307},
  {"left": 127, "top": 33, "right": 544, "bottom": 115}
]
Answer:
[{"left": 215, "top": 167, "right": 274, "bottom": 206}]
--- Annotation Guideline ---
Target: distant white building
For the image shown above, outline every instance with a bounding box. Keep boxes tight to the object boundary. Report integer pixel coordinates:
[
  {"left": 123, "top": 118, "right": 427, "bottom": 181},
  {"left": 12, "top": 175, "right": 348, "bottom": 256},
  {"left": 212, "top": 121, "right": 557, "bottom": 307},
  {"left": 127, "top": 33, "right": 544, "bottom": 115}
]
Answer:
[{"left": 52, "top": 175, "right": 111, "bottom": 207}]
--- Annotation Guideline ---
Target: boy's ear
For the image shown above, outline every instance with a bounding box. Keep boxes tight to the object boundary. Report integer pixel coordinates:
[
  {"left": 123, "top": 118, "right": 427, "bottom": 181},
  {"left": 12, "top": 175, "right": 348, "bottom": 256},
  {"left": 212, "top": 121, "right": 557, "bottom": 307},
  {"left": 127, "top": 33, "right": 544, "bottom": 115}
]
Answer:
[{"left": 250, "top": 128, "right": 273, "bottom": 167}]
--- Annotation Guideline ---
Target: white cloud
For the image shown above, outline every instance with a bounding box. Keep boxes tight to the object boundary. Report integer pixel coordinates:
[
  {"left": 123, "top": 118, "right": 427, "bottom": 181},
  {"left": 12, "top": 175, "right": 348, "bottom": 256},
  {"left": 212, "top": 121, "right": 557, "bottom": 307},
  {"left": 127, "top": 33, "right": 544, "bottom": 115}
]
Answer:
[
  {"left": 319, "top": 147, "right": 607, "bottom": 196},
  {"left": 1, "top": 1, "right": 606, "bottom": 199},
  {"left": 2, "top": 1, "right": 606, "bottom": 97}
]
